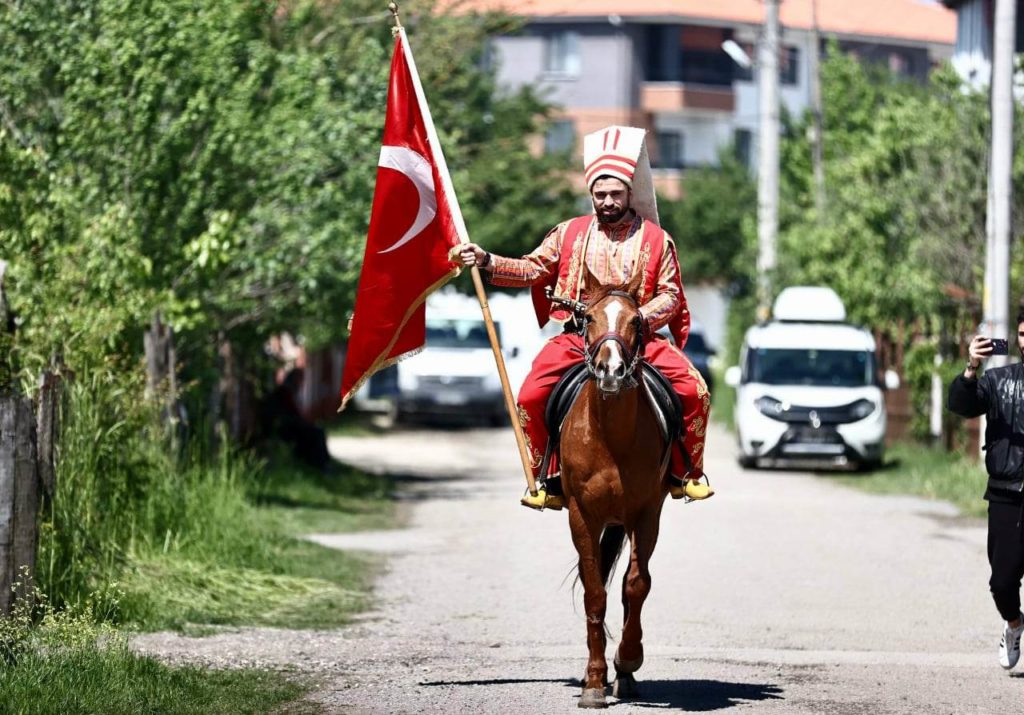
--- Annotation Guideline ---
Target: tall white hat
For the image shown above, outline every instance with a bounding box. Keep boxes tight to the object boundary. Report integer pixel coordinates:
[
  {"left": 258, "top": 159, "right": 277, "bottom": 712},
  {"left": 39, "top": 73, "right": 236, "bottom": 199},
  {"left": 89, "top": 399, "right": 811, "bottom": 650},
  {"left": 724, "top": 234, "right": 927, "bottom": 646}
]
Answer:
[{"left": 582, "top": 125, "right": 659, "bottom": 225}]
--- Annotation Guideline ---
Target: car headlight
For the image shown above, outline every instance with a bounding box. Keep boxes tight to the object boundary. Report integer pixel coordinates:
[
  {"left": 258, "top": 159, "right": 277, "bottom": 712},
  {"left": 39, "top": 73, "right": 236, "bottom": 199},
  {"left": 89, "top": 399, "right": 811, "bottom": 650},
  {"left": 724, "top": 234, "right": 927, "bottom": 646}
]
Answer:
[
  {"left": 755, "top": 395, "right": 785, "bottom": 417},
  {"left": 849, "top": 398, "right": 876, "bottom": 420}
]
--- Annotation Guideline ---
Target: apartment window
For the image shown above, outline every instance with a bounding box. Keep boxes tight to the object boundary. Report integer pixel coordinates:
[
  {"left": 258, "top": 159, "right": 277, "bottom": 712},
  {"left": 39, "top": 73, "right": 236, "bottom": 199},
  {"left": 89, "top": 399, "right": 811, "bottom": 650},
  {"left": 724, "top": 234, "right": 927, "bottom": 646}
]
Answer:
[
  {"left": 653, "top": 131, "right": 684, "bottom": 169},
  {"left": 734, "top": 129, "right": 753, "bottom": 168},
  {"left": 544, "top": 31, "right": 581, "bottom": 77},
  {"left": 729, "top": 44, "right": 797, "bottom": 85},
  {"left": 780, "top": 46, "right": 800, "bottom": 85},
  {"left": 888, "top": 51, "right": 910, "bottom": 76},
  {"left": 545, "top": 120, "right": 576, "bottom": 154}
]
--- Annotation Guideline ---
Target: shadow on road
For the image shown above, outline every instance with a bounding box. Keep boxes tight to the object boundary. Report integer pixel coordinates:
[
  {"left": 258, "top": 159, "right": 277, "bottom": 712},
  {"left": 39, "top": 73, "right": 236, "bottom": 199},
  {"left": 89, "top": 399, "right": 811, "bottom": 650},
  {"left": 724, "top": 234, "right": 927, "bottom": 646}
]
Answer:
[
  {"left": 622, "top": 678, "right": 784, "bottom": 710},
  {"left": 418, "top": 677, "right": 783, "bottom": 710}
]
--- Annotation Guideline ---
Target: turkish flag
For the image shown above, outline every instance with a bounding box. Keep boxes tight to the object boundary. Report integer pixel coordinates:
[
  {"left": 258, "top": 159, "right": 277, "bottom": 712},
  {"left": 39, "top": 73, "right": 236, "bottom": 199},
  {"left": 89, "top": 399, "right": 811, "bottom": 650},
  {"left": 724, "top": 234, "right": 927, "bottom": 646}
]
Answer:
[{"left": 339, "top": 32, "right": 463, "bottom": 409}]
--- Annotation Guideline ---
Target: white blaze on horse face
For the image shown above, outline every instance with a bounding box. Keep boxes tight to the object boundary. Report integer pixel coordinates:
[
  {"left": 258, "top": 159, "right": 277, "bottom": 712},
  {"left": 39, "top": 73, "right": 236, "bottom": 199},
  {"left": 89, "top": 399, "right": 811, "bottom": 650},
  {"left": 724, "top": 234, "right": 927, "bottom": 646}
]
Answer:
[{"left": 600, "top": 300, "right": 625, "bottom": 384}]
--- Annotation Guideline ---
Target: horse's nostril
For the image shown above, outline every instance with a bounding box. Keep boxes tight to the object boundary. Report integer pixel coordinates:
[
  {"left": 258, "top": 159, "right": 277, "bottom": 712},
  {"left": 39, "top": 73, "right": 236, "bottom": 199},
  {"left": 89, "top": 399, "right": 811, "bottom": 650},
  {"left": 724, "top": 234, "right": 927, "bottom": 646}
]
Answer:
[{"left": 614, "top": 363, "right": 626, "bottom": 377}]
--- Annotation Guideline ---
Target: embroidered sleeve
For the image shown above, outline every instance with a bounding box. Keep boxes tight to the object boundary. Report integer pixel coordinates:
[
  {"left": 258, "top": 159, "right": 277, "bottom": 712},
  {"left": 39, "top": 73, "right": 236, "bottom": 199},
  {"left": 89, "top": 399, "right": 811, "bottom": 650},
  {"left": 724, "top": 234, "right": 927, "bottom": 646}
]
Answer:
[
  {"left": 639, "top": 236, "right": 685, "bottom": 334},
  {"left": 487, "top": 223, "right": 563, "bottom": 287}
]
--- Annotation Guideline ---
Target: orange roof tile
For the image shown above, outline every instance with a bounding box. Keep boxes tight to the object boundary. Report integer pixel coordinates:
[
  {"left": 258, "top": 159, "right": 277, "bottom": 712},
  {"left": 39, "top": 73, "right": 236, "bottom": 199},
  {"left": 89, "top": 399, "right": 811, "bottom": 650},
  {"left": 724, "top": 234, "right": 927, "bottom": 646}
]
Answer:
[{"left": 448, "top": 0, "right": 956, "bottom": 45}]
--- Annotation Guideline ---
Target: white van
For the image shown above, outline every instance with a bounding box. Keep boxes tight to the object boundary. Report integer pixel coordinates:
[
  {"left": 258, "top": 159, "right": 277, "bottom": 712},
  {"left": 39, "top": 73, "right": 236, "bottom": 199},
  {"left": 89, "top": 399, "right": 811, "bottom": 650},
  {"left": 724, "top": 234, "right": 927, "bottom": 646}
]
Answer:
[
  {"left": 353, "top": 290, "right": 546, "bottom": 425},
  {"left": 724, "top": 287, "right": 899, "bottom": 470}
]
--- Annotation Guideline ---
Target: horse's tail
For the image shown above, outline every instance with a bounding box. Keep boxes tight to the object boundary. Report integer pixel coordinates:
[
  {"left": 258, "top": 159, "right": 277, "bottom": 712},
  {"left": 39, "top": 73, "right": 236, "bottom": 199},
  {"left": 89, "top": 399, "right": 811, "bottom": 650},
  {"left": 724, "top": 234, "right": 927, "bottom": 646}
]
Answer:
[{"left": 599, "top": 524, "right": 627, "bottom": 588}]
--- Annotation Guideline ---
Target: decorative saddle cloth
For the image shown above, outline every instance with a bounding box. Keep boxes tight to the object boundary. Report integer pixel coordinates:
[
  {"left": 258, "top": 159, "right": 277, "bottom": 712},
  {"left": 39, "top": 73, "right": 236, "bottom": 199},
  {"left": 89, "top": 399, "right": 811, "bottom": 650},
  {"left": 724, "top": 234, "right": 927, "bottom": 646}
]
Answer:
[{"left": 539, "top": 360, "right": 685, "bottom": 480}]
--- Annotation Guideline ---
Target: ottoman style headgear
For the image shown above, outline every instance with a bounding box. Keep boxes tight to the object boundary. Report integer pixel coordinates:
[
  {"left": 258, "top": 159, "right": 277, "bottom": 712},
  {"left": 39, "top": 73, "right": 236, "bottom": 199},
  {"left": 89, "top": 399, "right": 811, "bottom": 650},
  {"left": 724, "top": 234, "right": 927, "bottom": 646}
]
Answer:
[{"left": 582, "top": 125, "right": 659, "bottom": 225}]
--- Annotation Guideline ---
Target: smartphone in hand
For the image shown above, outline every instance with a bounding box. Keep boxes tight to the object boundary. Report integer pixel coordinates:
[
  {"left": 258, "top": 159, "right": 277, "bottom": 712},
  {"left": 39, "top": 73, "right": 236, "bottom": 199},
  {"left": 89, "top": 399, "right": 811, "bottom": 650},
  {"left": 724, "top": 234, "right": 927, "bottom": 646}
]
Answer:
[{"left": 991, "top": 338, "right": 1009, "bottom": 356}]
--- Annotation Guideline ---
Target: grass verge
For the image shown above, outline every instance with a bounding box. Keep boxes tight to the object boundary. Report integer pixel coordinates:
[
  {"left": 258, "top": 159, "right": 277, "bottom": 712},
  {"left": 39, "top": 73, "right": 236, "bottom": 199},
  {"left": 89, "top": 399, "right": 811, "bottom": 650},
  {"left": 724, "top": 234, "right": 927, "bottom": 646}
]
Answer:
[
  {"left": 0, "top": 600, "right": 308, "bottom": 715},
  {"left": 836, "top": 441, "right": 988, "bottom": 518},
  {"left": 116, "top": 457, "right": 395, "bottom": 631}
]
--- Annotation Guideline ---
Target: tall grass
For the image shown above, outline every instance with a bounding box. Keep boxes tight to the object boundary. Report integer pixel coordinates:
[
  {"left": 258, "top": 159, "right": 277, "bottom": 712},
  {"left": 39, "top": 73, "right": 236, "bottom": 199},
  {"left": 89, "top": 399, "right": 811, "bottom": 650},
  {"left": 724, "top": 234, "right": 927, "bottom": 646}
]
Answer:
[
  {"left": 37, "top": 372, "right": 265, "bottom": 617},
  {"left": 35, "top": 369, "right": 391, "bottom": 630}
]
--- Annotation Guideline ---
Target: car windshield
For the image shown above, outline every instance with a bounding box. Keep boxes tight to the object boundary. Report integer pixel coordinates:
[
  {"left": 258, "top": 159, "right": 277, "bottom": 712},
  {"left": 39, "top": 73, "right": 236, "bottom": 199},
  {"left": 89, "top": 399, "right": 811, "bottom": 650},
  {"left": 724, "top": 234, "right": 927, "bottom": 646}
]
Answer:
[
  {"left": 425, "top": 318, "right": 495, "bottom": 349},
  {"left": 746, "top": 348, "right": 875, "bottom": 387}
]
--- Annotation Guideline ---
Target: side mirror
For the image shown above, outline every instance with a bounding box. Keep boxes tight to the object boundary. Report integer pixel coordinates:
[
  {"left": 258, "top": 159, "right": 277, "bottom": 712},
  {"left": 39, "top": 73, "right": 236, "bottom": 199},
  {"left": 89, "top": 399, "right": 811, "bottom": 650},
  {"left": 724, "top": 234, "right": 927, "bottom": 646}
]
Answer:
[
  {"left": 883, "top": 369, "right": 900, "bottom": 391},
  {"left": 724, "top": 366, "right": 742, "bottom": 388}
]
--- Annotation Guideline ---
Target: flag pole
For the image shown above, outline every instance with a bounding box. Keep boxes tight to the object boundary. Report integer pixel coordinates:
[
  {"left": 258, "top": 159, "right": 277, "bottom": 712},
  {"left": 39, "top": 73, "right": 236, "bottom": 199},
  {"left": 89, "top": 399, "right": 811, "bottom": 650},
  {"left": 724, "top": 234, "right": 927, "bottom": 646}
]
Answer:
[{"left": 389, "top": 4, "right": 539, "bottom": 496}]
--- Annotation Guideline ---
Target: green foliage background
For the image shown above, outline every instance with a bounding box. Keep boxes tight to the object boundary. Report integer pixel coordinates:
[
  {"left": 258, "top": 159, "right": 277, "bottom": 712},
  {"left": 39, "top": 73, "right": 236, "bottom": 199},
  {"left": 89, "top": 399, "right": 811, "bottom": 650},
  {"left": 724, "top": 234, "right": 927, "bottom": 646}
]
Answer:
[
  {"left": 0, "top": 0, "right": 575, "bottom": 627},
  {"left": 0, "top": 0, "right": 575, "bottom": 379}
]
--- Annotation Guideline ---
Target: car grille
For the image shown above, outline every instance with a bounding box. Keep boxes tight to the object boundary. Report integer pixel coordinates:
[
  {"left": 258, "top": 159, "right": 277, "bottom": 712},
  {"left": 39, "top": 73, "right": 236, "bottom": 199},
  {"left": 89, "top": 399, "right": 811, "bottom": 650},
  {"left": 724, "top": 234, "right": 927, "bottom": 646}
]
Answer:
[
  {"left": 765, "top": 401, "right": 870, "bottom": 425},
  {"left": 418, "top": 375, "right": 484, "bottom": 389}
]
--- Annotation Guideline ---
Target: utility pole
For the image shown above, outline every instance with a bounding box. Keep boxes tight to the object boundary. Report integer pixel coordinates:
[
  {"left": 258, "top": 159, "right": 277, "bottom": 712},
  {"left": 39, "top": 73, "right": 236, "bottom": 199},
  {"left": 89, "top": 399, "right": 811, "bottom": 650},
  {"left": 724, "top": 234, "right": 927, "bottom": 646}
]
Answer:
[
  {"left": 808, "top": 0, "right": 825, "bottom": 216},
  {"left": 757, "top": 0, "right": 781, "bottom": 320},
  {"left": 984, "top": 0, "right": 1015, "bottom": 369}
]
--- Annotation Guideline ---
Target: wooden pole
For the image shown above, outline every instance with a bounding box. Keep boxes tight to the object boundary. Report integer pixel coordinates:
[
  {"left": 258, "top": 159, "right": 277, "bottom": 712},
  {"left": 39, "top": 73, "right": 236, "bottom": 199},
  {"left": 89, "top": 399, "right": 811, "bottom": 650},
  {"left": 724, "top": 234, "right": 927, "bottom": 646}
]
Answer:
[
  {"left": 468, "top": 266, "right": 539, "bottom": 496},
  {"left": 0, "top": 395, "right": 37, "bottom": 614},
  {"left": 756, "top": 0, "right": 781, "bottom": 320},
  {"left": 392, "top": 12, "right": 538, "bottom": 495}
]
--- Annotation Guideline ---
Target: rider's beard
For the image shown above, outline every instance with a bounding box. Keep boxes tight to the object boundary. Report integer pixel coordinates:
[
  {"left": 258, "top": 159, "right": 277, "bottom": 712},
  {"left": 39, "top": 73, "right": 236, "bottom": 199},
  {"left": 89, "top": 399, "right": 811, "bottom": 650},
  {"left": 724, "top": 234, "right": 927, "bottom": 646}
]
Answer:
[{"left": 595, "top": 202, "right": 629, "bottom": 225}]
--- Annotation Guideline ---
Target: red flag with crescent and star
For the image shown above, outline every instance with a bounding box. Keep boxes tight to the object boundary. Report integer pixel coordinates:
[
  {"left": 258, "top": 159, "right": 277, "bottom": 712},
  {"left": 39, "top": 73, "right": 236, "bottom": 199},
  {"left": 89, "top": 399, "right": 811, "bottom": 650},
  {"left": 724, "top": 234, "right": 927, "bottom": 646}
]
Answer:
[{"left": 339, "top": 30, "right": 464, "bottom": 409}]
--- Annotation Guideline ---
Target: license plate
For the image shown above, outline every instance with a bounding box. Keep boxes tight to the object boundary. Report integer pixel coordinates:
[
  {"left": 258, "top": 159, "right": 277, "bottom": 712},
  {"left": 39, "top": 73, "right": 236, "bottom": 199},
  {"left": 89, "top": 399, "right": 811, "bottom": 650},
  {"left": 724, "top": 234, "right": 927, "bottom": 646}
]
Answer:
[{"left": 435, "top": 392, "right": 469, "bottom": 405}]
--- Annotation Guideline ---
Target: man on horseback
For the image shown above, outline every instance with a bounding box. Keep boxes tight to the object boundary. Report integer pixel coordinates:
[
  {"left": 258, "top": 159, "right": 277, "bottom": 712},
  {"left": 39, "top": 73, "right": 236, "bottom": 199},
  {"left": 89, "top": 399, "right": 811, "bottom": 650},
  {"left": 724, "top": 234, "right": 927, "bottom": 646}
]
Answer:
[{"left": 457, "top": 125, "right": 711, "bottom": 510}]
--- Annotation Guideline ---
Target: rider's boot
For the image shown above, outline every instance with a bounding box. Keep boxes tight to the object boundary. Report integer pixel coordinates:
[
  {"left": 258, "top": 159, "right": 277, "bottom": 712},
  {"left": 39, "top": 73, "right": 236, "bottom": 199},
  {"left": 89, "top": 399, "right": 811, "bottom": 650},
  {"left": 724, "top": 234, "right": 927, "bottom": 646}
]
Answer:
[
  {"left": 520, "top": 476, "right": 565, "bottom": 511},
  {"left": 669, "top": 473, "right": 714, "bottom": 501}
]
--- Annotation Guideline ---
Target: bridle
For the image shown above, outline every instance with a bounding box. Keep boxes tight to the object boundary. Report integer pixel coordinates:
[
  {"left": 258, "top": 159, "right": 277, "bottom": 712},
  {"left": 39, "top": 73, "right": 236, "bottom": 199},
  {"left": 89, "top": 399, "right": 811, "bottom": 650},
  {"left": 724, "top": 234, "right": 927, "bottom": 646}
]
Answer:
[{"left": 546, "top": 287, "right": 644, "bottom": 385}]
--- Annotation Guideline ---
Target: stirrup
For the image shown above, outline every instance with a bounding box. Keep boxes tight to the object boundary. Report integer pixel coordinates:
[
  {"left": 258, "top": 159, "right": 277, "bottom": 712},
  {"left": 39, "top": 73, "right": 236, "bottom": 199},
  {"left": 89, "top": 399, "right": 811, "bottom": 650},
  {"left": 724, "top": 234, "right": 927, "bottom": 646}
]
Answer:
[
  {"left": 670, "top": 473, "right": 714, "bottom": 502},
  {"left": 520, "top": 488, "right": 564, "bottom": 511}
]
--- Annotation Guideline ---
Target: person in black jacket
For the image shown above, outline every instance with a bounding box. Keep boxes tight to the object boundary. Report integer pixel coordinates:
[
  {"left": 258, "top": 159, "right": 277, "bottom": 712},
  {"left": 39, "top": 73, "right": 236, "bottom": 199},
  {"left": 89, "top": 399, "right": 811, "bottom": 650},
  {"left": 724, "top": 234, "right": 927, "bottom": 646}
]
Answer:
[{"left": 948, "top": 312, "right": 1024, "bottom": 671}]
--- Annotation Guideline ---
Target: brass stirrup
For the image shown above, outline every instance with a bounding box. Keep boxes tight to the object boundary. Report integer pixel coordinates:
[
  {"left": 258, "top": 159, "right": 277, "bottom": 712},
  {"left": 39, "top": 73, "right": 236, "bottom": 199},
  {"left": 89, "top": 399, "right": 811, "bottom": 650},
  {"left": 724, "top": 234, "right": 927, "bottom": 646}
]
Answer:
[
  {"left": 670, "top": 473, "right": 714, "bottom": 501},
  {"left": 520, "top": 488, "right": 565, "bottom": 511}
]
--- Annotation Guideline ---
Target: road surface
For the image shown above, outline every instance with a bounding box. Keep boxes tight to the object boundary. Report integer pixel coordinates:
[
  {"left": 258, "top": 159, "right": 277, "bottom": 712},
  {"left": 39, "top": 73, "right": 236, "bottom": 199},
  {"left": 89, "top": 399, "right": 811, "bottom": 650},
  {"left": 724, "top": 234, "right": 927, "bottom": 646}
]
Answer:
[{"left": 138, "top": 423, "right": 1021, "bottom": 713}]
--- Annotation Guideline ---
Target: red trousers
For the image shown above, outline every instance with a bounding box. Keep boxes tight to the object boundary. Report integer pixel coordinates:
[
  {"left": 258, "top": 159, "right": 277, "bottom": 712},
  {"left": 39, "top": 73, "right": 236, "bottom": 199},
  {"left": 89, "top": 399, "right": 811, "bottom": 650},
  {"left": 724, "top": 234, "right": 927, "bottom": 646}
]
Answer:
[{"left": 516, "top": 333, "right": 710, "bottom": 481}]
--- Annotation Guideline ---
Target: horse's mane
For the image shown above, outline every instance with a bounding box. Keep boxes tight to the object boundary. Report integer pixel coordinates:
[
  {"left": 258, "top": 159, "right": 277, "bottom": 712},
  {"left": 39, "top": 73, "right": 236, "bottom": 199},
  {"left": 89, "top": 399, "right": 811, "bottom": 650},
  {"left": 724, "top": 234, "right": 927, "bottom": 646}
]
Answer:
[{"left": 585, "top": 281, "right": 634, "bottom": 308}]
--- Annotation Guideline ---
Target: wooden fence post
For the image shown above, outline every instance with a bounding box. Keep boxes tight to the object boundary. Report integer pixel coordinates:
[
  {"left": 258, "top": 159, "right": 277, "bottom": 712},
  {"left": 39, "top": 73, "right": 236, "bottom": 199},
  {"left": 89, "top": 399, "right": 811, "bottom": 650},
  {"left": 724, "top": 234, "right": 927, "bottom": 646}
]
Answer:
[{"left": 0, "top": 396, "right": 38, "bottom": 614}]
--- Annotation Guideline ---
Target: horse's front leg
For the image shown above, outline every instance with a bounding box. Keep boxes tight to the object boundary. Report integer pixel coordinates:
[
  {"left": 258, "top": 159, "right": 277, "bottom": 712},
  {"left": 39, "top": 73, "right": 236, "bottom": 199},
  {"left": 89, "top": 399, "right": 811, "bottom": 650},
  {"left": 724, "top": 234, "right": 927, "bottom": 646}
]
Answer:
[
  {"left": 568, "top": 503, "right": 609, "bottom": 709},
  {"left": 613, "top": 504, "right": 662, "bottom": 699}
]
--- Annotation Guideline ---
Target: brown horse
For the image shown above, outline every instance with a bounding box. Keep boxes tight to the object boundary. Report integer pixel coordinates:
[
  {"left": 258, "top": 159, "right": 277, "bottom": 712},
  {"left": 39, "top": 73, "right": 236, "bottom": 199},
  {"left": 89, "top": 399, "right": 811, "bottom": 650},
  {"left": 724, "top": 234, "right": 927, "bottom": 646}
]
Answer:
[{"left": 559, "top": 268, "right": 671, "bottom": 709}]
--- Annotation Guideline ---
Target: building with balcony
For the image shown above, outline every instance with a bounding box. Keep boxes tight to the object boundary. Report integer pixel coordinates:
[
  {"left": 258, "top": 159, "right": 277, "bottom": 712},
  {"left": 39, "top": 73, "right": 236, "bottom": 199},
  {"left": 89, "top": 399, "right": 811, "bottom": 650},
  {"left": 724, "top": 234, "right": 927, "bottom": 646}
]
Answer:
[
  {"left": 460, "top": 0, "right": 956, "bottom": 197},
  {"left": 942, "top": 0, "right": 1024, "bottom": 89}
]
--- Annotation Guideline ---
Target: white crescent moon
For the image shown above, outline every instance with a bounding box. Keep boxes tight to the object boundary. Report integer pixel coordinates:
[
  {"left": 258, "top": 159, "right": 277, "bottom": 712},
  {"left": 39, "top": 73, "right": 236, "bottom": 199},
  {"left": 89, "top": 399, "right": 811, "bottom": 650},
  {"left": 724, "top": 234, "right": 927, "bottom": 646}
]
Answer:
[{"left": 376, "top": 145, "right": 437, "bottom": 254}]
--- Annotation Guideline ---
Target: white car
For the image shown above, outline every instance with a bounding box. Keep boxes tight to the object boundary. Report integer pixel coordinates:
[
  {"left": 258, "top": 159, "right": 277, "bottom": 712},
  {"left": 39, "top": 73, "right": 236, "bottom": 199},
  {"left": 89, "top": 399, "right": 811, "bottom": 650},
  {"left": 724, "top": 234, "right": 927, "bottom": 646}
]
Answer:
[{"left": 725, "top": 287, "right": 899, "bottom": 470}]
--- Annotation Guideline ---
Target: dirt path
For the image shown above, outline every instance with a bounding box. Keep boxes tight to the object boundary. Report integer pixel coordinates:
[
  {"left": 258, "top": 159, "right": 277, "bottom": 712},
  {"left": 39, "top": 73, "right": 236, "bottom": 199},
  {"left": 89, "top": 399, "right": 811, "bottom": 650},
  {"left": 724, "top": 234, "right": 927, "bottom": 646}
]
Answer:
[{"left": 135, "top": 424, "right": 1024, "bottom": 714}]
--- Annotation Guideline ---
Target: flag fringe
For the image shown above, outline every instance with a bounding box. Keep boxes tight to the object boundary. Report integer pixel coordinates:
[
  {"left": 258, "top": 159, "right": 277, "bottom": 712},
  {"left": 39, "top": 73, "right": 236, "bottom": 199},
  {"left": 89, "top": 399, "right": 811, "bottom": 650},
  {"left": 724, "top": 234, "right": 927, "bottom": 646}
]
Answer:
[{"left": 338, "top": 265, "right": 461, "bottom": 412}]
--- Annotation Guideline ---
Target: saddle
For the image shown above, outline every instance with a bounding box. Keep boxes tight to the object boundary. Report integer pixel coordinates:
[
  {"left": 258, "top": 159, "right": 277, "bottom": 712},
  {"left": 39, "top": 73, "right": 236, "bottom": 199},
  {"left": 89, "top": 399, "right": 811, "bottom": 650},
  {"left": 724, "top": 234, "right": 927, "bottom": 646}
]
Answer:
[{"left": 539, "top": 360, "right": 686, "bottom": 481}]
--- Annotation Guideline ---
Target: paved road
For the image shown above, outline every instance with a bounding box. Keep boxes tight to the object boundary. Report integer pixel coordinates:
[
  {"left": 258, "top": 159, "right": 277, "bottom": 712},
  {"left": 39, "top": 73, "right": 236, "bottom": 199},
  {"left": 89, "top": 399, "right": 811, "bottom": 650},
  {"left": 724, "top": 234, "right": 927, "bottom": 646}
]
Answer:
[{"left": 139, "top": 423, "right": 1024, "bottom": 713}]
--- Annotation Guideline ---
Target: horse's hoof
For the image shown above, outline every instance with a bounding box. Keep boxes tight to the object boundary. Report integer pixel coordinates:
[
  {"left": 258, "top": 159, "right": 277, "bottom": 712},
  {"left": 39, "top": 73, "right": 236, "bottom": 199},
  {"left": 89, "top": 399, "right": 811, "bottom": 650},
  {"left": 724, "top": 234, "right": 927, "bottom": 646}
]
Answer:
[
  {"left": 578, "top": 688, "right": 608, "bottom": 709},
  {"left": 612, "top": 672, "right": 639, "bottom": 700}
]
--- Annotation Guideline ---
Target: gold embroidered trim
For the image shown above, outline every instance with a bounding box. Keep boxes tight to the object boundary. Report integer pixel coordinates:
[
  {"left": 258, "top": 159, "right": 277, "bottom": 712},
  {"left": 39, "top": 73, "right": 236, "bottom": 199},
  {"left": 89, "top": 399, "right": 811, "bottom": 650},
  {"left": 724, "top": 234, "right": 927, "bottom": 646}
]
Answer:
[
  {"left": 635, "top": 238, "right": 653, "bottom": 304},
  {"left": 517, "top": 404, "right": 543, "bottom": 469}
]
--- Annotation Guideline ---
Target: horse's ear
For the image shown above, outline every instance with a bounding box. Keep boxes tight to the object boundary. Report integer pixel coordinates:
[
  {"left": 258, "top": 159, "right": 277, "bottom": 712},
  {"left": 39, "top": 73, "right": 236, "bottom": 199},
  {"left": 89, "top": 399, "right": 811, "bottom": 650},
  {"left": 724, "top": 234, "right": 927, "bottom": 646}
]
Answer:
[{"left": 626, "top": 266, "right": 644, "bottom": 299}]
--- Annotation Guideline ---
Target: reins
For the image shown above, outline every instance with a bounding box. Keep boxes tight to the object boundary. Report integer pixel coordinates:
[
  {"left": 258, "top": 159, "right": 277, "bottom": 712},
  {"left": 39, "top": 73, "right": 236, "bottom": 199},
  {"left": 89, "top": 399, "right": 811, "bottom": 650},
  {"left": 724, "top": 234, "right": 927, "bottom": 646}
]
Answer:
[
  {"left": 544, "top": 287, "right": 643, "bottom": 386},
  {"left": 583, "top": 291, "right": 643, "bottom": 384}
]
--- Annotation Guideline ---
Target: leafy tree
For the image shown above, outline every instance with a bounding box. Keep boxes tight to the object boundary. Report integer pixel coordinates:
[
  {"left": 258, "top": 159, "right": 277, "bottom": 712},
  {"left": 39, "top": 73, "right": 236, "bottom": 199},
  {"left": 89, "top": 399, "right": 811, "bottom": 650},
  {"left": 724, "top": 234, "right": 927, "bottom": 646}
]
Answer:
[
  {"left": 0, "top": 0, "right": 574, "bottom": 386},
  {"left": 658, "top": 151, "right": 756, "bottom": 287},
  {"left": 774, "top": 49, "right": 1024, "bottom": 332}
]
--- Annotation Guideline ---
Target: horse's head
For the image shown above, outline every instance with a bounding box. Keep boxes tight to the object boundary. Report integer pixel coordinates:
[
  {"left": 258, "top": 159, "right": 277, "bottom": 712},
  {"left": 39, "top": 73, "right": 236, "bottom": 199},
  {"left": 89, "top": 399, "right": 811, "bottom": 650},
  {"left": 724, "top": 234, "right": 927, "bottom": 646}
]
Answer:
[{"left": 582, "top": 267, "right": 645, "bottom": 395}]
